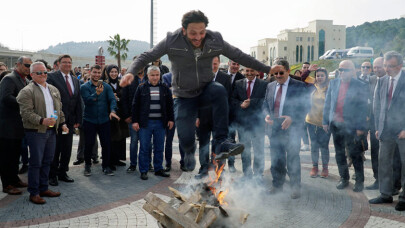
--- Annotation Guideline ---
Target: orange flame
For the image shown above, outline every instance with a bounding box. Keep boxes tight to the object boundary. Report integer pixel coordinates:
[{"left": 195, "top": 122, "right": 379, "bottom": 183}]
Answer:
[
  {"left": 217, "top": 189, "right": 229, "bottom": 206},
  {"left": 206, "top": 153, "right": 230, "bottom": 206}
]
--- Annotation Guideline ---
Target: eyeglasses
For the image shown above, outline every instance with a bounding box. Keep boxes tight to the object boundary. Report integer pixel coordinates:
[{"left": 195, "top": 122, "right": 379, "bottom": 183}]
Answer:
[
  {"left": 273, "top": 71, "right": 285, "bottom": 76},
  {"left": 34, "top": 71, "right": 48, "bottom": 75},
  {"left": 361, "top": 66, "right": 371, "bottom": 69},
  {"left": 23, "top": 63, "right": 31, "bottom": 68},
  {"left": 338, "top": 68, "right": 352, "bottom": 73}
]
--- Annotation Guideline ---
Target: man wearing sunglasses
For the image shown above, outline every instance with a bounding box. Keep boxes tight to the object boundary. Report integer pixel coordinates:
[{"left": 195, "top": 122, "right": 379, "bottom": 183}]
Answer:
[
  {"left": 323, "top": 60, "right": 368, "bottom": 192},
  {"left": 359, "top": 62, "right": 373, "bottom": 82},
  {"left": 17, "top": 62, "right": 68, "bottom": 204},
  {"left": 263, "top": 59, "right": 308, "bottom": 199},
  {"left": 0, "top": 56, "right": 31, "bottom": 195}
]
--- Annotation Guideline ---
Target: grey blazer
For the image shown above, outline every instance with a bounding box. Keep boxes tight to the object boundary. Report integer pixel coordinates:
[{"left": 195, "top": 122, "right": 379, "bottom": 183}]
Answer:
[{"left": 374, "top": 71, "right": 405, "bottom": 139}]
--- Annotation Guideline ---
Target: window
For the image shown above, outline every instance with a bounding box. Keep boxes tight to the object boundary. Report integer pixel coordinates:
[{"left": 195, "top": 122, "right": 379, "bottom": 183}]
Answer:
[
  {"left": 318, "top": 29, "right": 325, "bottom": 56},
  {"left": 311, "top": 45, "right": 314, "bottom": 61},
  {"left": 307, "top": 46, "right": 310, "bottom": 62},
  {"left": 296, "top": 37, "right": 299, "bottom": 41},
  {"left": 300, "top": 37, "right": 303, "bottom": 42},
  {"left": 308, "top": 37, "right": 310, "bottom": 42},
  {"left": 312, "top": 37, "right": 314, "bottom": 42},
  {"left": 300, "top": 45, "right": 303, "bottom": 62},
  {"left": 296, "top": 45, "right": 299, "bottom": 62},
  {"left": 284, "top": 46, "right": 287, "bottom": 51}
]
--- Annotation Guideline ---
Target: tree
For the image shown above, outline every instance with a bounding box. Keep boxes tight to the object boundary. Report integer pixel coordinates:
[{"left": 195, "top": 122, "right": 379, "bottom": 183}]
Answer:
[{"left": 107, "top": 34, "right": 130, "bottom": 71}]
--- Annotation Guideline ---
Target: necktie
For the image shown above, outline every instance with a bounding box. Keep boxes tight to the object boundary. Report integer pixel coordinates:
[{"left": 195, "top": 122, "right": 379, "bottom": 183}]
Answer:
[
  {"left": 247, "top": 80, "right": 252, "bottom": 99},
  {"left": 387, "top": 78, "right": 394, "bottom": 108},
  {"left": 65, "top": 75, "right": 73, "bottom": 97},
  {"left": 274, "top": 84, "right": 283, "bottom": 118}
]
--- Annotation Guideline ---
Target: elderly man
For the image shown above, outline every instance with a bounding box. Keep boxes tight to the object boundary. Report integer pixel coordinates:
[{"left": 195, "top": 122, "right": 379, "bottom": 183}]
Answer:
[
  {"left": 323, "top": 60, "right": 368, "bottom": 192},
  {"left": 0, "top": 56, "right": 31, "bottom": 195},
  {"left": 263, "top": 59, "right": 308, "bottom": 199},
  {"left": 121, "top": 10, "right": 271, "bottom": 171},
  {"left": 359, "top": 61, "right": 373, "bottom": 82},
  {"left": 17, "top": 62, "right": 68, "bottom": 204},
  {"left": 132, "top": 66, "right": 174, "bottom": 180},
  {"left": 370, "top": 51, "right": 405, "bottom": 211}
]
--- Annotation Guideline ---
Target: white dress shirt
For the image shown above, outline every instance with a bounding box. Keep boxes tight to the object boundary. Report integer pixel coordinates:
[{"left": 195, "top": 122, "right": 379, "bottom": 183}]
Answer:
[
  {"left": 389, "top": 70, "right": 402, "bottom": 96},
  {"left": 246, "top": 77, "right": 256, "bottom": 97},
  {"left": 62, "top": 72, "right": 75, "bottom": 94},
  {"left": 274, "top": 76, "right": 291, "bottom": 117},
  {"left": 38, "top": 83, "right": 55, "bottom": 118}
]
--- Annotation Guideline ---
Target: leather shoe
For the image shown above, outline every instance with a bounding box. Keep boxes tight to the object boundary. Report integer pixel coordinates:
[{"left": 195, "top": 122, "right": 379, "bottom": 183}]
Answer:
[
  {"left": 164, "top": 166, "right": 171, "bottom": 172},
  {"left": 49, "top": 177, "right": 58, "bottom": 186},
  {"left": 58, "top": 174, "right": 74, "bottom": 183},
  {"left": 155, "top": 170, "right": 170, "bottom": 177},
  {"left": 29, "top": 195, "right": 46, "bottom": 204},
  {"left": 353, "top": 182, "right": 364, "bottom": 192},
  {"left": 39, "top": 190, "right": 61, "bottom": 197},
  {"left": 393, "top": 188, "right": 400, "bottom": 196},
  {"left": 395, "top": 201, "right": 405, "bottom": 211},
  {"left": 180, "top": 165, "right": 188, "bottom": 172},
  {"left": 268, "top": 186, "right": 283, "bottom": 195},
  {"left": 336, "top": 179, "right": 349, "bottom": 189},
  {"left": 365, "top": 180, "right": 379, "bottom": 190},
  {"left": 3, "top": 185, "right": 22, "bottom": 195},
  {"left": 140, "top": 172, "right": 148, "bottom": 180},
  {"left": 369, "top": 196, "right": 393, "bottom": 204},
  {"left": 73, "top": 159, "right": 84, "bottom": 165},
  {"left": 14, "top": 181, "right": 28, "bottom": 188}
]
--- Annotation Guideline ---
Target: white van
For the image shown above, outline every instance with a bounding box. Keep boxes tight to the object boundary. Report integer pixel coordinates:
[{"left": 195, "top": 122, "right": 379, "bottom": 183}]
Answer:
[
  {"left": 319, "top": 50, "right": 331, "bottom": 60},
  {"left": 347, "top": 47, "right": 374, "bottom": 58},
  {"left": 322, "top": 49, "right": 348, "bottom": 59}
]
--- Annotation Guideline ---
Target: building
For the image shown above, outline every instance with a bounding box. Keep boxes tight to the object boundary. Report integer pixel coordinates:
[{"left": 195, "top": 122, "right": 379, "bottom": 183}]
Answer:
[{"left": 250, "top": 20, "right": 346, "bottom": 65}]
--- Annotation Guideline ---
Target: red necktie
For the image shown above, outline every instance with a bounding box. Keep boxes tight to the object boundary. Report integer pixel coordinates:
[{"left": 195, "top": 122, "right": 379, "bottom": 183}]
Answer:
[
  {"left": 65, "top": 75, "right": 73, "bottom": 97},
  {"left": 247, "top": 80, "right": 252, "bottom": 99},
  {"left": 388, "top": 78, "right": 394, "bottom": 108},
  {"left": 274, "top": 84, "right": 283, "bottom": 118}
]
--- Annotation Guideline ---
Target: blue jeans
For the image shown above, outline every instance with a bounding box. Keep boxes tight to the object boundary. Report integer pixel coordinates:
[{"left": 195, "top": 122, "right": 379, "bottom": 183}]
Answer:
[
  {"left": 174, "top": 81, "right": 229, "bottom": 171},
  {"left": 307, "top": 123, "right": 331, "bottom": 167},
  {"left": 128, "top": 123, "right": 139, "bottom": 167},
  {"left": 139, "top": 120, "right": 165, "bottom": 173},
  {"left": 165, "top": 122, "right": 184, "bottom": 167},
  {"left": 25, "top": 130, "right": 56, "bottom": 196},
  {"left": 20, "top": 136, "right": 29, "bottom": 165}
]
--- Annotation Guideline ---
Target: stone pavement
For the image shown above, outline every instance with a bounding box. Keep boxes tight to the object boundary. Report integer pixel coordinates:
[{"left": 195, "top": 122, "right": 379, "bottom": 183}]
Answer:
[{"left": 0, "top": 135, "right": 404, "bottom": 227}]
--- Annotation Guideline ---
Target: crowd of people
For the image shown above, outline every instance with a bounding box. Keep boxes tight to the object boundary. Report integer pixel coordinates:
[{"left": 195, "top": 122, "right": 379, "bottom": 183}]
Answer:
[{"left": 0, "top": 10, "right": 404, "bottom": 213}]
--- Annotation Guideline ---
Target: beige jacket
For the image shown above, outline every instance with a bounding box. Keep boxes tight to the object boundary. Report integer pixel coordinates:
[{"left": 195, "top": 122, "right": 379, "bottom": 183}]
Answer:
[{"left": 17, "top": 81, "right": 65, "bottom": 133}]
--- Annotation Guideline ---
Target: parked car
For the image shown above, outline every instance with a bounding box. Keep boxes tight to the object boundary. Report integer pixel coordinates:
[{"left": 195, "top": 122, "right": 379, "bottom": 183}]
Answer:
[
  {"left": 347, "top": 46, "right": 374, "bottom": 58},
  {"left": 319, "top": 50, "right": 332, "bottom": 60}
]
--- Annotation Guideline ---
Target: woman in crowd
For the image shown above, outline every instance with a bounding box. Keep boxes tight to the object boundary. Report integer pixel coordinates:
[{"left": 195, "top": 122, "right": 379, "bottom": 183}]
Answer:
[
  {"left": 105, "top": 65, "right": 129, "bottom": 169},
  {"left": 305, "top": 68, "right": 331, "bottom": 178}
]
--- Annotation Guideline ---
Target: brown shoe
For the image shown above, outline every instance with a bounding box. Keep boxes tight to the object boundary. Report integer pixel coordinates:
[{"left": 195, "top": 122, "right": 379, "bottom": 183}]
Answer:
[
  {"left": 310, "top": 166, "right": 319, "bottom": 178},
  {"left": 29, "top": 195, "right": 46, "bottom": 204},
  {"left": 14, "top": 181, "right": 28, "bottom": 188},
  {"left": 3, "top": 185, "right": 22, "bottom": 195},
  {"left": 39, "top": 190, "right": 61, "bottom": 197},
  {"left": 320, "top": 168, "right": 329, "bottom": 178}
]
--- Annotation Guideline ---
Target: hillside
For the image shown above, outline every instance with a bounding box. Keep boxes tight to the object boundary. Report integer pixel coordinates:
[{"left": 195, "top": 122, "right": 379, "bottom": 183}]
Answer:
[{"left": 346, "top": 17, "right": 405, "bottom": 55}]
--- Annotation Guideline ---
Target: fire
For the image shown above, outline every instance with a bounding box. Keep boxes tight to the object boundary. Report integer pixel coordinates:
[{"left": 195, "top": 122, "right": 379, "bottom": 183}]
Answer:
[{"left": 206, "top": 153, "right": 230, "bottom": 206}]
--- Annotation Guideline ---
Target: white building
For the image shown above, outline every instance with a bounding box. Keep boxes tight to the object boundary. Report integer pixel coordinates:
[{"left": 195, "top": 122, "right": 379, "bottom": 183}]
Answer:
[{"left": 250, "top": 20, "right": 346, "bottom": 65}]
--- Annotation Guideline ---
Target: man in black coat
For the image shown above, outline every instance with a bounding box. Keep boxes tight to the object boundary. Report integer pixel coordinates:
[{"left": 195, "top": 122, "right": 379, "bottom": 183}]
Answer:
[
  {"left": 0, "top": 56, "right": 31, "bottom": 195},
  {"left": 47, "top": 55, "right": 82, "bottom": 186}
]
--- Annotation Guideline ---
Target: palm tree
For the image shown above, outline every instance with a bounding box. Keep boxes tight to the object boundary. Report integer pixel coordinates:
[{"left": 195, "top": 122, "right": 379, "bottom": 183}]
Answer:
[{"left": 107, "top": 34, "right": 130, "bottom": 71}]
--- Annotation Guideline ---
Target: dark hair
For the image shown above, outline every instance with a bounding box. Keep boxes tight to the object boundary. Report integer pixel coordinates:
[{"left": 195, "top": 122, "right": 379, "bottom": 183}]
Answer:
[
  {"left": 293, "top": 69, "right": 302, "bottom": 75},
  {"left": 303, "top": 62, "right": 310, "bottom": 65},
  {"left": 213, "top": 55, "right": 220, "bottom": 61},
  {"left": 315, "top": 67, "right": 329, "bottom": 84},
  {"left": 90, "top": 64, "right": 102, "bottom": 71},
  {"left": 35, "top": 59, "right": 49, "bottom": 69},
  {"left": 58, "top": 54, "right": 72, "bottom": 63},
  {"left": 273, "top": 59, "right": 290, "bottom": 71},
  {"left": 53, "top": 59, "right": 58, "bottom": 66},
  {"left": 181, "top": 10, "right": 209, "bottom": 29}
]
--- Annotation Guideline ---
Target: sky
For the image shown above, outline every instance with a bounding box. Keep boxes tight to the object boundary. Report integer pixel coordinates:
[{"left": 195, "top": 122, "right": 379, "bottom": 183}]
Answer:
[{"left": 1, "top": 0, "right": 404, "bottom": 54}]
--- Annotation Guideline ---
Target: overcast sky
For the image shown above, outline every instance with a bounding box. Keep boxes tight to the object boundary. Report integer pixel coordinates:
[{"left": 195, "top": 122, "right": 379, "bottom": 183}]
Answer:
[{"left": 2, "top": 0, "right": 404, "bottom": 54}]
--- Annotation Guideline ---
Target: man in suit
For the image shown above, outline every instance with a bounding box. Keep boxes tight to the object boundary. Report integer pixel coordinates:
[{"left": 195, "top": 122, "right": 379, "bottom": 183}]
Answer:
[
  {"left": 369, "top": 51, "right": 405, "bottom": 211},
  {"left": 195, "top": 56, "right": 232, "bottom": 179},
  {"left": 263, "top": 59, "right": 308, "bottom": 199},
  {"left": 17, "top": 61, "right": 68, "bottom": 204},
  {"left": 47, "top": 55, "right": 83, "bottom": 186},
  {"left": 232, "top": 67, "right": 268, "bottom": 178},
  {"left": 323, "top": 60, "right": 368, "bottom": 192},
  {"left": 227, "top": 60, "right": 245, "bottom": 172},
  {"left": 0, "top": 56, "right": 31, "bottom": 195}
]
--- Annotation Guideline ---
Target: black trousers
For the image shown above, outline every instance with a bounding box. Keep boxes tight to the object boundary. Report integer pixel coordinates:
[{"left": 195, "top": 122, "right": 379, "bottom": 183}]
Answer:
[
  {"left": 50, "top": 132, "right": 73, "bottom": 178},
  {"left": 331, "top": 122, "right": 364, "bottom": 182},
  {"left": 0, "top": 138, "right": 22, "bottom": 187},
  {"left": 84, "top": 121, "right": 111, "bottom": 169}
]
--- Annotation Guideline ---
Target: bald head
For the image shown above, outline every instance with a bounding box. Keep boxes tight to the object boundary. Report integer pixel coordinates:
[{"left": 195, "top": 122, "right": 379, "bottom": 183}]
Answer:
[
  {"left": 373, "top": 57, "right": 385, "bottom": 77},
  {"left": 339, "top": 60, "right": 355, "bottom": 82}
]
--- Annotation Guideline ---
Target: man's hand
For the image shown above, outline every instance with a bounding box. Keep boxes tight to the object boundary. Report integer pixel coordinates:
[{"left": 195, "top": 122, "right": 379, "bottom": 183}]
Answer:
[
  {"left": 398, "top": 130, "right": 405, "bottom": 139},
  {"left": 125, "top": 117, "right": 132, "bottom": 124},
  {"left": 73, "top": 123, "right": 80, "bottom": 128},
  {"left": 195, "top": 118, "right": 200, "bottom": 128},
  {"left": 61, "top": 124, "right": 69, "bottom": 134},
  {"left": 42, "top": 118, "right": 56, "bottom": 126},
  {"left": 309, "top": 64, "right": 318, "bottom": 72},
  {"left": 356, "top": 130, "right": 364, "bottom": 137},
  {"left": 280, "top": 115, "right": 292, "bottom": 130},
  {"left": 240, "top": 99, "right": 250, "bottom": 109},
  {"left": 120, "top": 73, "right": 135, "bottom": 87},
  {"left": 265, "top": 115, "right": 273, "bottom": 125},
  {"left": 322, "top": 124, "right": 329, "bottom": 133},
  {"left": 375, "top": 131, "right": 379, "bottom": 140},
  {"left": 168, "top": 121, "right": 174, "bottom": 130},
  {"left": 109, "top": 112, "right": 120, "bottom": 121},
  {"left": 132, "top": 123, "right": 140, "bottom": 131},
  {"left": 96, "top": 84, "right": 104, "bottom": 95}
]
